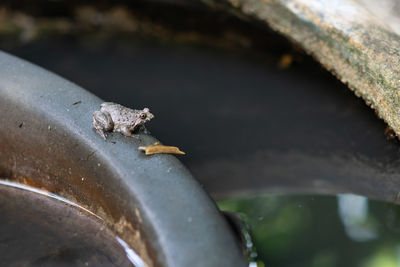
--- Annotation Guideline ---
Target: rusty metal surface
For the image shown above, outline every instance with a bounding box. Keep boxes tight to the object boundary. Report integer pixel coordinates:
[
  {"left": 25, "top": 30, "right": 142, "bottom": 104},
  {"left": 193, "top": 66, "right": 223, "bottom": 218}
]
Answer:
[{"left": 0, "top": 51, "right": 246, "bottom": 267}]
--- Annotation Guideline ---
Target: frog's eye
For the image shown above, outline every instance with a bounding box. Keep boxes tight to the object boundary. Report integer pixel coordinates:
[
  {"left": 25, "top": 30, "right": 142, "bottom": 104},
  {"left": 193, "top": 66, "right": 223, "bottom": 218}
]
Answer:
[{"left": 140, "top": 113, "right": 147, "bottom": 119}]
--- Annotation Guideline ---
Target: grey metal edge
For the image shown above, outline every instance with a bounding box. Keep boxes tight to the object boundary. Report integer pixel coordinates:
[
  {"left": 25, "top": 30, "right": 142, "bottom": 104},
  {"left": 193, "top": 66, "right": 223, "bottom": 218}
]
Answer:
[{"left": 0, "top": 51, "right": 246, "bottom": 267}]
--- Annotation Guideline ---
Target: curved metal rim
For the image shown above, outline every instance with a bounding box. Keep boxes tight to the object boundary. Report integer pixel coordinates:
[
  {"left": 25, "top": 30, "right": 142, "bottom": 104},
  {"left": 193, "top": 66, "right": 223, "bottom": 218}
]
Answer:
[{"left": 0, "top": 51, "right": 246, "bottom": 267}]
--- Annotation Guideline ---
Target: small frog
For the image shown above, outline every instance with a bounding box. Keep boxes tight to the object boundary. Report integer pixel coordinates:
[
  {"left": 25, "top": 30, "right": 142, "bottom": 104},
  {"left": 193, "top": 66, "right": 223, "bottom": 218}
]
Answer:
[{"left": 92, "top": 102, "right": 154, "bottom": 139}]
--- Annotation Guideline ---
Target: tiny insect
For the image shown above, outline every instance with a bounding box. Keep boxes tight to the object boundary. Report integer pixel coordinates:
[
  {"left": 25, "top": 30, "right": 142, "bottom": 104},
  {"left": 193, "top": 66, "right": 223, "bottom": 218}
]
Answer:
[{"left": 92, "top": 102, "right": 154, "bottom": 139}]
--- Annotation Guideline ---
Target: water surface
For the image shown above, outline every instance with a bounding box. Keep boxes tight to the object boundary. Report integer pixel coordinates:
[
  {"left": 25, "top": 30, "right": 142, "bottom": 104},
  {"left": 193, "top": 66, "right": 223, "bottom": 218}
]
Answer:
[
  {"left": 218, "top": 194, "right": 400, "bottom": 267},
  {"left": 0, "top": 180, "right": 141, "bottom": 267}
]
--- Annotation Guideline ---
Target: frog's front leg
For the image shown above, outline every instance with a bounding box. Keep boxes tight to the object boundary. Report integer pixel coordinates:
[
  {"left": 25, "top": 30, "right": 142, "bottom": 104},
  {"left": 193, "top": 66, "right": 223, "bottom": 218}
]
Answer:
[
  {"left": 120, "top": 125, "right": 133, "bottom": 137},
  {"left": 118, "top": 126, "right": 140, "bottom": 138},
  {"left": 92, "top": 110, "right": 114, "bottom": 139}
]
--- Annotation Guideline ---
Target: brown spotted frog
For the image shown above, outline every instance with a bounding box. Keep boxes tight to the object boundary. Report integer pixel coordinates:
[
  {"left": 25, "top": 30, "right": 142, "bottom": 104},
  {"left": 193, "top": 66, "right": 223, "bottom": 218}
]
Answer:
[{"left": 92, "top": 102, "right": 154, "bottom": 139}]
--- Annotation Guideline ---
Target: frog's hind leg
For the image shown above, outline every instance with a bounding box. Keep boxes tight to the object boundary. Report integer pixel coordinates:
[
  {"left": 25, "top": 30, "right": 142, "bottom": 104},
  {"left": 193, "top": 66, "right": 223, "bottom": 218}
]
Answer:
[
  {"left": 95, "top": 127, "right": 107, "bottom": 140},
  {"left": 92, "top": 110, "right": 113, "bottom": 139}
]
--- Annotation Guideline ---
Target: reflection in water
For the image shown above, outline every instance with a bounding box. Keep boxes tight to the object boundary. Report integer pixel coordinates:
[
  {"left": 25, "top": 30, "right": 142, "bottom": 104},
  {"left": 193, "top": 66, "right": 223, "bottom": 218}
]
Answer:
[
  {"left": 223, "top": 211, "right": 259, "bottom": 265},
  {"left": 218, "top": 194, "right": 400, "bottom": 267},
  {"left": 116, "top": 237, "right": 146, "bottom": 267},
  {"left": 0, "top": 180, "right": 101, "bottom": 219},
  {"left": 0, "top": 180, "right": 143, "bottom": 267},
  {"left": 337, "top": 194, "right": 377, "bottom": 242}
]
